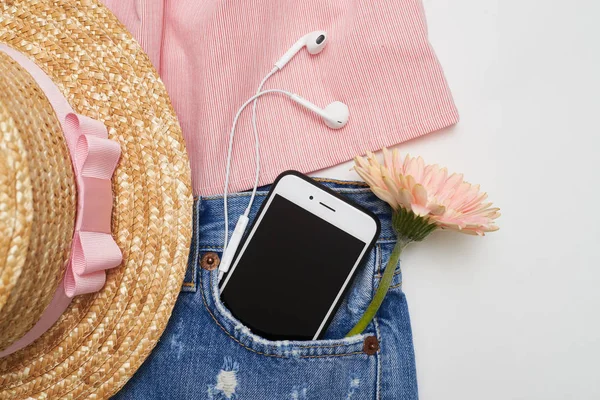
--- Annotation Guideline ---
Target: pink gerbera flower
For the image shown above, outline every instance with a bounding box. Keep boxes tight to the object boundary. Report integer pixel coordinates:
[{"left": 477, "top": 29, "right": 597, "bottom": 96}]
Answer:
[
  {"left": 348, "top": 148, "right": 500, "bottom": 337},
  {"left": 354, "top": 148, "right": 499, "bottom": 236}
]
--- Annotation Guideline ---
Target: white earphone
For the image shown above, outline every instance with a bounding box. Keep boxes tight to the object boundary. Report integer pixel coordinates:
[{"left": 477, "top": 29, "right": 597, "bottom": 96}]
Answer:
[
  {"left": 219, "top": 32, "right": 350, "bottom": 281},
  {"left": 275, "top": 30, "right": 328, "bottom": 69}
]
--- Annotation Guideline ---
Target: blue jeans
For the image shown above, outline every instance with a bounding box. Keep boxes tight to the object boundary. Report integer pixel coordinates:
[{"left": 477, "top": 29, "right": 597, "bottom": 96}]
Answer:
[{"left": 113, "top": 179, "right": 418, "bottom": 399}]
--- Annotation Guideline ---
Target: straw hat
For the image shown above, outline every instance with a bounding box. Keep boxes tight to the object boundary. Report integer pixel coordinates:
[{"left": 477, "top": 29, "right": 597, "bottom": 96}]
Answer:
[{"left": 0, "top": 1, "right": 192, "bottom": 398}]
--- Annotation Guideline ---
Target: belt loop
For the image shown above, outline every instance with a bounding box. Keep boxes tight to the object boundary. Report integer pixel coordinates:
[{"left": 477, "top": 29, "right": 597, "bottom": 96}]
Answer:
[{"left": 182, "top": 198, "right": 201, "bottom": 292}]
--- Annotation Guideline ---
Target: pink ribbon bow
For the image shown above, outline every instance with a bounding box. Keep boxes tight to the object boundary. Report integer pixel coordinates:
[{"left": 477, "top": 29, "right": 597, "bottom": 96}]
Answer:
[{"left": 63, "top": 113, "right": 122, "bottom": 297}]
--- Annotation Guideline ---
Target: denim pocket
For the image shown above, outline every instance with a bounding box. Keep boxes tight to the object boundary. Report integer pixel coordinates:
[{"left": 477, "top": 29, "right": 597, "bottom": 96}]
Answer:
[
  {"left": 199, "top": 247, "right": 379, "bottom": 358},
  {"left": 189, "top": 245, "right": 385, "bottom": 399}
]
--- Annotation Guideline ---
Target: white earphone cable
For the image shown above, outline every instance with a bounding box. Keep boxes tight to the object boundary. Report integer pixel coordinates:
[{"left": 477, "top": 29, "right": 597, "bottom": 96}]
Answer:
[
  {"left": 223, "top": 87, "right": 291, "bottom": 249},
  {"left": 220, "top": 31, "right": 337, "bottom": 282},
  {"left": 246, "top": 67, "right": 279, "bottom": 216}
]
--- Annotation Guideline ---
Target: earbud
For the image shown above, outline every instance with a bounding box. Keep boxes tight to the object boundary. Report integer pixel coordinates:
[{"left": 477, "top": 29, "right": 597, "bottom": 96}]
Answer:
[
  {"left": 304, "top": 31, "right": 328, "bottom": 54},
  {"left": 221, "top": 31, "right": 346, "bottom": 283},
  {"left": 289, "top": 94, "right": 349, "bottom": 129},
  {"left": 274, "top": 31, "right": 327, "bottom": 70}
]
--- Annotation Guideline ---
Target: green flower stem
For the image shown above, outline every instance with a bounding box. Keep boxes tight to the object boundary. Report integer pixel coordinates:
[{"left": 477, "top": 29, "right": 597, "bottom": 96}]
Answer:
[
  {"left": 345, "top": 208, "right": 436, "bottom": 337},
  {"left": 346, "top": 239, "right": 408, "bottom": 337}
]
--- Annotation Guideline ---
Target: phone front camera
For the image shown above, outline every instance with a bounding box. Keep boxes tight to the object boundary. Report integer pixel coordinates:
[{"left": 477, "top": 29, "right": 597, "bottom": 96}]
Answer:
[{"left": 309, "top": 196, "right": 314, "bottom": 200}]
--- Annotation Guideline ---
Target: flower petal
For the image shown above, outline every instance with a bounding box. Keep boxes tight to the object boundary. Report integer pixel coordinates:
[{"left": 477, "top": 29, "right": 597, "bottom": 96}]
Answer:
[
  {"left": 355, "top": 166, "right": 383, "bottom": 190},
  {"left": 429, "top": 203, "right": 446, "bottom": 216},
  {"left": 372, "top": 187, "right": 399, "bottom": 210},
  {"left": 412, "top": 184, "right": 428, "bottom": 207},
  {"left": 411, "top": 203, "right": 431, "bottom": 216},
  {"left": 398, "top": 188, "right": 414, "bottom": 207},
  {"left": 353, "top": 149, "right": 499, "bottom": 236},
  {"left": 392, "top": 148, "right": 404, "bottom": 175},
  {"left": 382, "top": 147, "right": 394, "bottom": 173},
  {"left": 383, "top": 174, "right": 411, "bottom": 209}
]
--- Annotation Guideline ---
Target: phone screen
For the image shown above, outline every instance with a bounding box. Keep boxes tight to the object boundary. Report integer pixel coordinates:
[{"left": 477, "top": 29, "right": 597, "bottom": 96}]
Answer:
[{"left": 221, "top": 194, "right": 366, "bottom": 340}]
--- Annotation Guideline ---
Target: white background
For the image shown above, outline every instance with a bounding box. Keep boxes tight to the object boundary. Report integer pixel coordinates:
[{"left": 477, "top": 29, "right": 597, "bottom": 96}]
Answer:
[{"left": 316, "top": 1, "right": 600, "bottom": 399}]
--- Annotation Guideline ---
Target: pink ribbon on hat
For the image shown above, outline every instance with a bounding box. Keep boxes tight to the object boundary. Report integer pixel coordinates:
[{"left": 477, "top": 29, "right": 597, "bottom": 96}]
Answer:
[
  {"left": 63, "top": 112, "right": 122, "bottom": 297},
  {"left": 0, "top": 44, "right": 122, "bottom": 357}
]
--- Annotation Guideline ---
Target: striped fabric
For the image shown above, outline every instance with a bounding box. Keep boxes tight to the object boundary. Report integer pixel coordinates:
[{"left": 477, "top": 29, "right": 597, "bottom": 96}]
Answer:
[{"left": 102, "top": 0, "right": 458, "bottom": 196}]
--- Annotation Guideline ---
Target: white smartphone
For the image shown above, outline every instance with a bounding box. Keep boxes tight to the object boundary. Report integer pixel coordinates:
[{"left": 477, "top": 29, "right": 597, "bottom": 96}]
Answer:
[{"left": 220, "top": 171, "right": 380, "bottom": 340}]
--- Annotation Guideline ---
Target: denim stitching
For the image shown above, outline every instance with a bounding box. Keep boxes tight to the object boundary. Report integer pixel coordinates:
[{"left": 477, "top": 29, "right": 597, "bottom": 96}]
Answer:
[
  {"left": 372, "top": 249, "right": 383, "bottom": 400},
  {"left": 198, "top": 178, "right": 370, "bottom": 201},
  {"left": 201, "top": 187, "right": 375, "bottom": 201},
  {"left": 370, "top": 247, "right": 383, "bottom": 400},
  {"left": 182, "top": 199, "right": 202, "bottom": 292},
  {"left": 198, "top": 238, "right": 395, "bottom": 253},
  {"left": 377, "top": 244, "right": 383, "bottom": 276},
  {"left": 198, "top": 241, "right": 396, "bottom": 251},
  {"left": 373, "top": 243, "right": 402, "bottom": 288},
  {"left": 198, "top": 241, "right": 396, "bottom": 255},
  {"left": 193, "top": 199, "right": 201, "bottom": 289},
  {"left": 200, "top": 270, "right": 368, "bottom": 358},
  {"left": 374, "top": 270, "right": 402, "bottom": 280},
  {"left": 374, "top": 317, "right": 382, "bottom": 400},
  {"left": 301, "top": 351, "right": 366, "bottom": 359},
  {"left": 389, "top": 281, "right": 403, "bottom": 289},
  {"left": 202, "top": 192, "right": 269, "bottom": 200},
  {"left": 296, "top": 342, "right": 358, "bottom": 349},
  {"left": 311, "top": 177, "right": 368, "bottom": 187}
]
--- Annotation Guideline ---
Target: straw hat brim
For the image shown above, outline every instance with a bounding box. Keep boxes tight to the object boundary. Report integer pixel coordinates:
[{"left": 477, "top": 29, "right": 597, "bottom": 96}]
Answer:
[{"left": 0, "top": 1, "right": 193, "bottom": 398}]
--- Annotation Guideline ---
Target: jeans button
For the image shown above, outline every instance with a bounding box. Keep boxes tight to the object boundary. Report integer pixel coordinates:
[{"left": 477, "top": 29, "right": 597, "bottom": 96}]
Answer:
[
  {"left": 363, "top": 335, "right": 379, "bottom": 355},
  {"left": 200, "top": 252, "right": 220, "bottom": 271}
]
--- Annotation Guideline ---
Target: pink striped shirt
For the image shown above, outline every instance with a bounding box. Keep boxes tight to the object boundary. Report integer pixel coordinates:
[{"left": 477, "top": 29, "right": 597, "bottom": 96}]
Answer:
[{"left": 102, "top": 0, "right": 458, "bottom": 195}]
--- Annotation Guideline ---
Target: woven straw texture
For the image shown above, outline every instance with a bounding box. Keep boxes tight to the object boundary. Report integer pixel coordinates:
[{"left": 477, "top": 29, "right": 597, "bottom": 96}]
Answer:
[
  {"left": 0, "top": 0, "right": 193, "bottom": 398},
  {"left": 0, "top": 53, "right": 77, "bottom": 353}
]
